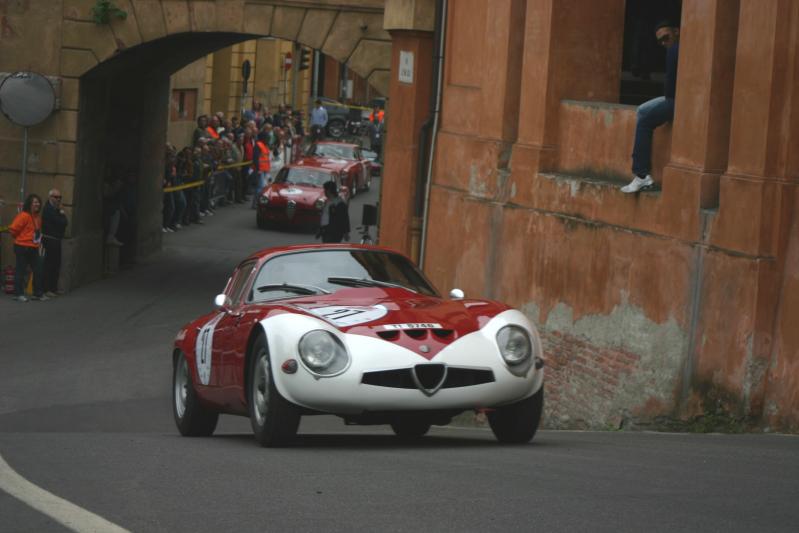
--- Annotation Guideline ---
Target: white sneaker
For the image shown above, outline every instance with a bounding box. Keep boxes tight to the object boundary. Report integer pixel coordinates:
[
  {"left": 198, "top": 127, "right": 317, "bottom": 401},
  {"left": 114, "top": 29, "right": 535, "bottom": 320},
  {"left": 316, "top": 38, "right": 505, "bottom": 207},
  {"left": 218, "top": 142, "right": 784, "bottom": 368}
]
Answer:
[
  {"left": 15, "top": 295, "right": 29, "bottom": 302},
  {"left": 621, "top": 175, "right": 654, "bottom": 193},
  {"left": 106, "top": 237, "right": 124, "bottom": 246}
]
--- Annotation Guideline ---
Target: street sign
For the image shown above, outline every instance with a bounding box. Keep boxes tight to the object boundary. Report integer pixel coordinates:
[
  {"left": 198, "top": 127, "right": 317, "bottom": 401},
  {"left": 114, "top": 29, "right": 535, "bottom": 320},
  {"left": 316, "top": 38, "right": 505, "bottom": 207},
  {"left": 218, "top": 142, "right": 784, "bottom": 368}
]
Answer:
[
  {"left": 284, "top": 53, "right": 293, "bottom": 70},
  {"left": 399, "top": 51, "right": 414, "bottom": 84}
]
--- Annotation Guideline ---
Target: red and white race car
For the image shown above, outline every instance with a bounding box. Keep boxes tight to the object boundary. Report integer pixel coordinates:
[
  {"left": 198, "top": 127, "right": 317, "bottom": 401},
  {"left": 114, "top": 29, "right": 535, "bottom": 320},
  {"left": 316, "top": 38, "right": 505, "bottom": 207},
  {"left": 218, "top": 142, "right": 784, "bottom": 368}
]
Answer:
[
  {"left": 303, "top": 141, "right": 371, "bottom": 195},
  {"left": 256, "top": 162, "right": 350, "bottom": 229},
  {"left": 172, "top": 244, "right": 545, "bottom": 446}
]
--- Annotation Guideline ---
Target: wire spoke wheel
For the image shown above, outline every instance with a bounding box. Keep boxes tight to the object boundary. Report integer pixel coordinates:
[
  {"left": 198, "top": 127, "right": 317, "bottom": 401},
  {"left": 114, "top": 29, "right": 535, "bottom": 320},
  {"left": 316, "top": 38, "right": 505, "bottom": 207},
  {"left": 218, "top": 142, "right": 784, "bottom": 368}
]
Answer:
[
  {"left": 248, "top": 335, "right": 300, "bottom": 447},
  {"left": 172, "top": 351, "right": 218, "bottom": 437}
]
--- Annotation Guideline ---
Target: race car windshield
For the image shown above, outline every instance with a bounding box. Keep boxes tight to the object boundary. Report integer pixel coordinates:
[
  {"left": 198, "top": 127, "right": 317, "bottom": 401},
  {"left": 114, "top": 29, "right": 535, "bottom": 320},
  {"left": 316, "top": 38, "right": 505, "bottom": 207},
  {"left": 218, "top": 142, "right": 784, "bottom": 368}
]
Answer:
[
  {"left": 257, "top": 283, "right": 330, "bottom": 296},
  {"left": 310, "top": 144, "right": 354, "bottom": 160},
  {"left": 251, "top": 250, "right": 438, "bottom": 302},
  {"left": 275, "top": 167, "right": 331, "bottom": 187}
]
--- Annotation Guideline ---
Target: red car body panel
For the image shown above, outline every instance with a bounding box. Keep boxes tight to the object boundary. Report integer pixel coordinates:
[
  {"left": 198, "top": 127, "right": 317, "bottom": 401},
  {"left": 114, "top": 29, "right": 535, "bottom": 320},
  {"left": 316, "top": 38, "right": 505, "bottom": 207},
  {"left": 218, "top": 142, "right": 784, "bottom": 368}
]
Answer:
[{"left": 174, "top": 244, "right": 511, "bottom": 416}]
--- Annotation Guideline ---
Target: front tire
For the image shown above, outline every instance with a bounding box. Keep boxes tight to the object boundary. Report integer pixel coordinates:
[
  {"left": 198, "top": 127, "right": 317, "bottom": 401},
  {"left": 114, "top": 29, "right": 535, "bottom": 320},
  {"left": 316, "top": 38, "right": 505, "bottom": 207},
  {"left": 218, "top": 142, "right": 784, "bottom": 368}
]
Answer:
[
  {"left": 327, "top": 119, "right": 345, "bottom": 139},
  {"left": 248, "top": 335, "right": 300, "bottom": 447},
  {"left": 173, "top": 351, "right": 219, "bottom": 437},
  {"left": 488, "top": 386, "right": 544, "bottom": 444}
]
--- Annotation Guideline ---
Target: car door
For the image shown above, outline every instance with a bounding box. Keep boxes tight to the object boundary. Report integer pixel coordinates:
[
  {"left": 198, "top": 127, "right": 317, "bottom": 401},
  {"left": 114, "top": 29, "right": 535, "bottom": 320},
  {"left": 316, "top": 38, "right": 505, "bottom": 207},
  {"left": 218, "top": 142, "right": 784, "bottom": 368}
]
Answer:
[{"left": 212, "top": 260, "right": 257, "bottom": 395}]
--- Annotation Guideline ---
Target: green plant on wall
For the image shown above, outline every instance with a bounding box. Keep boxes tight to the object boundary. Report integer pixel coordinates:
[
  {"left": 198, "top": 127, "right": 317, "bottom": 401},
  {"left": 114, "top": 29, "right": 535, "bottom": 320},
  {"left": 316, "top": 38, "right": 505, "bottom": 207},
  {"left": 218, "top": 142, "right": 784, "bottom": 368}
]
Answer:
[{"left": 92, "top": 0, "right": 128, "bottom": 25}]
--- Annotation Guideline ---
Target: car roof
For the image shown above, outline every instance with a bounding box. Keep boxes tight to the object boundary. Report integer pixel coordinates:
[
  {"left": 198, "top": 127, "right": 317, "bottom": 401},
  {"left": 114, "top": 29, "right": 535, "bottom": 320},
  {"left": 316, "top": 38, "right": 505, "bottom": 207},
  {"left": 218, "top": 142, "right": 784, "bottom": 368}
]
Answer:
[
  {"left": 285, "top": 160, "right": 337, "bottom": 171},
  {"left": 293, "top": 158, "right": 349, "bottom": 171},
  {"left": 243, "top": 243, "right": 410, "bottom": 264},
  {"left": 314, "top": 141, "right": 358, "bottom": 148}
]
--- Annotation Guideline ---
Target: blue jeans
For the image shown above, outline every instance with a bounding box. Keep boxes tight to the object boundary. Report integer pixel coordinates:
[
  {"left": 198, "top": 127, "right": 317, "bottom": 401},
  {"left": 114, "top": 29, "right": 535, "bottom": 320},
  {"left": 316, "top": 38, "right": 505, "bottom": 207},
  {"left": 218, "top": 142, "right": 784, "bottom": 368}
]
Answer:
[
  {"left": 632, "top": 96, "right": 674, "bottom": 177},
  {"left": 251, "top": 171, "right": 271, "bottom": 207},
  {"left": 14, "top": 244, "right": 42, "bottom": 297}
]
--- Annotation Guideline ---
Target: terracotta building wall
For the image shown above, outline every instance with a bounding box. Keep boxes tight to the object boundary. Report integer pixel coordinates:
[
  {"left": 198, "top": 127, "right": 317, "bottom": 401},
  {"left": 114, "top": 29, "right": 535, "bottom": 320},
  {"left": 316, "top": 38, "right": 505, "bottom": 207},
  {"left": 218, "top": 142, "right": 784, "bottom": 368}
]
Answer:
[{"left": 420, "top": 0, "right": 798, "bottom": 430}]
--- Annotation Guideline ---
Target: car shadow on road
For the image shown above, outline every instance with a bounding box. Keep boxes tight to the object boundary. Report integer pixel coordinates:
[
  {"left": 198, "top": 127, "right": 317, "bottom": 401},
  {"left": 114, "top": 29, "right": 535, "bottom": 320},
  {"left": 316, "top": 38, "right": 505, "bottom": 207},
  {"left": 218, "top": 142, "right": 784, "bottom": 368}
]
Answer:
[{"left": 208, "top": 431, "right": 550, "bottom": 450}]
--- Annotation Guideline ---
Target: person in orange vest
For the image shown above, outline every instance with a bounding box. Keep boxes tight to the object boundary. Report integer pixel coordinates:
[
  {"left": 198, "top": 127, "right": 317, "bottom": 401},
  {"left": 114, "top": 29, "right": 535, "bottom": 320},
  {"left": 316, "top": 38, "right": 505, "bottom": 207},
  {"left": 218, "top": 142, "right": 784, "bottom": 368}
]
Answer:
[
  {"left": 251, "top": 131, "right": 272, "bottom": 208},
  {"left": 8, "top": 193, "right": 47, "bottom": 302},
  {"left": 206, "top": 115, "right": 221, "bottom": 140},
  {"left": 369, "top": 105, "right": 385, "bottom": 160},
  {"left": 368, "top": 106, "right": 384, "bottom": 124}
]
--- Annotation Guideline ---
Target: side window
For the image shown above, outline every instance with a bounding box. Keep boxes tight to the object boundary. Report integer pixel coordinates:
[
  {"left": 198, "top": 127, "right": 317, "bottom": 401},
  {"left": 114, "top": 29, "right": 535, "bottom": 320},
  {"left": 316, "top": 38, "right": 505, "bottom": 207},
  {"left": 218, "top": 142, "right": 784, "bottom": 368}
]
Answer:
[
  {"left": 227, "top": 260, "right": 257, "bottom": 304},
  {"left": 276, "top": 167, "right": 289, "bottom": 183}
]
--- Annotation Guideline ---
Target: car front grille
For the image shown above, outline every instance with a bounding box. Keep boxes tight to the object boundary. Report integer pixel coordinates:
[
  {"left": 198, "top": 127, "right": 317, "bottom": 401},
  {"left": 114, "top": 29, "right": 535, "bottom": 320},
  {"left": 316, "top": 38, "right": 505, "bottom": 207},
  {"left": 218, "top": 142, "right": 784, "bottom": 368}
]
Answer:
[{"left": 362, "top": 365, "right": 494, "bottom": 390}]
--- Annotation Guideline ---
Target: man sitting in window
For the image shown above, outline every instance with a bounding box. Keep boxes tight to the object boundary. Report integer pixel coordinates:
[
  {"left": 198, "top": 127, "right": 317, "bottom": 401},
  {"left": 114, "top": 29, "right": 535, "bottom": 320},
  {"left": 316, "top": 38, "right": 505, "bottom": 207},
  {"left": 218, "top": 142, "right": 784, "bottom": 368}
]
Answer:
[{"left": 621, "top": 20, "right": 680, "bottom": 193}]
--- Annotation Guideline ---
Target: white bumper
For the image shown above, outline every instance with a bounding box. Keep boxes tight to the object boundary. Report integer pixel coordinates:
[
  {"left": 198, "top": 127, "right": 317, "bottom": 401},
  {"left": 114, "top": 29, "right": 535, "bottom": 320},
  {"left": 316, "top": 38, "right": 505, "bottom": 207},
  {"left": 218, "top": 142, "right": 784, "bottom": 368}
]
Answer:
[{"left": 261, "top": 310, "right": 544, "bottom": 415}]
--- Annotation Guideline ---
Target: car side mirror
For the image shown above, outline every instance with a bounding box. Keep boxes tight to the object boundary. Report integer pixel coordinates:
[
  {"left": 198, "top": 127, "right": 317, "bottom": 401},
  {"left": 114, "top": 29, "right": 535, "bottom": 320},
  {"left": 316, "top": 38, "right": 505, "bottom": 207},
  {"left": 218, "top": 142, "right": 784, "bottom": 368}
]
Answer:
[
  {"left": 449, "top": 288, "right": 465, "bottom": 299},
  {"left": 214, "top": 293, "right": 231, "bottom": 309}
]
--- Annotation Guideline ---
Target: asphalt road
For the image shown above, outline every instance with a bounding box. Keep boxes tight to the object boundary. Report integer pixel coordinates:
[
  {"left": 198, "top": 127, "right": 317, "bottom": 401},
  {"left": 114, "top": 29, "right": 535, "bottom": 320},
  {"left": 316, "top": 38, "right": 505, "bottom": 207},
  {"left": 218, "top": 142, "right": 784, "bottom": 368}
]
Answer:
[{"left": 1, "top": 176, "right": 798, "bottom": 532}]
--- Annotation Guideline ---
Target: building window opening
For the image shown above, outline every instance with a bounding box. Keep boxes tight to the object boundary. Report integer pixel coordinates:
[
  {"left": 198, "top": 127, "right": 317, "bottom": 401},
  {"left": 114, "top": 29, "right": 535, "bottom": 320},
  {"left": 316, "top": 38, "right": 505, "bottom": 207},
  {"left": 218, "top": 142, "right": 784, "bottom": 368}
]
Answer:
[
  {"left": 620, "top": 1, "right": 682, "bottom": 105},
  {"left": 170, "top": 89, "right": 197, "bottom": 121}
]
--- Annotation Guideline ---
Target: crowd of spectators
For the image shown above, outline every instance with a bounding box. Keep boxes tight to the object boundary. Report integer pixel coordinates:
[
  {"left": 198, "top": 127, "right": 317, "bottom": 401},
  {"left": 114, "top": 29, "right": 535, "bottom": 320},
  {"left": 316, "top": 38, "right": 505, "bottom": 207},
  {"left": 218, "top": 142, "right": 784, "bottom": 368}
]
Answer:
[{"left": 161, "top": 103, "right": 306, "bottom": 233}]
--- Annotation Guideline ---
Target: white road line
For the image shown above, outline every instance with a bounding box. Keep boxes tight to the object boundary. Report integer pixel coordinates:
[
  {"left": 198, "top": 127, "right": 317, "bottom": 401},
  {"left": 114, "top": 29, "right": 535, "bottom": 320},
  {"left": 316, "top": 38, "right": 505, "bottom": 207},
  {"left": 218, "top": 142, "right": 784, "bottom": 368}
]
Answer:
[{"left": 0, "top": 453, "right": 130, "bottom": 533}]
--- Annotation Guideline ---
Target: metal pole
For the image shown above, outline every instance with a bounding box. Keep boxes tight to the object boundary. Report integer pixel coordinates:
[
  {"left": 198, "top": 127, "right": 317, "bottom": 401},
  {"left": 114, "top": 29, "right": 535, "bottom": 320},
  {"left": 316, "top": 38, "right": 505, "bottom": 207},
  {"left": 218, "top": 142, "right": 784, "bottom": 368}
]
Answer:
[
  {"left": 291, "top": 44, "right": 299, "bottom": 109},
  {"left": 419, "top": 0, "right": 447, "bottom": 269},
  {"left": 19, "top": 127, "right": 29, "bottom": 204},
  {"left": 312, "top": 50, "right": 320, "bottom": 100}
]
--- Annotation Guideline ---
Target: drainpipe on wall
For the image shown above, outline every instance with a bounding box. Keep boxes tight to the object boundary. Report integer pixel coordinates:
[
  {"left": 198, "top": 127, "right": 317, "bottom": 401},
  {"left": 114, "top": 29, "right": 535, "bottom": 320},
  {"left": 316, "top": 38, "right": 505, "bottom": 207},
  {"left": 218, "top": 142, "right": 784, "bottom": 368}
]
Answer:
[{"left": 418, "top": 0, "right": 447, "bottom": 269}]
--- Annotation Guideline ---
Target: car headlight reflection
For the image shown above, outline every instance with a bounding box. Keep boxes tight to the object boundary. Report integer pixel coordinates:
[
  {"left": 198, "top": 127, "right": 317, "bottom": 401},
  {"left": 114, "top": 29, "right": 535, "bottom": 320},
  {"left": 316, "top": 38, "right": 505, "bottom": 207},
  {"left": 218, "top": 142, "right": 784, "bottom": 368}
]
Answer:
[
  {"left": 259, "top": 194, "right": 269, "bottom": 205},
  {"left": 496, "top": 325, "right": 533, "bottom": 367},
  {"left": 298, "top": 330, "right": 349, "bottom": 376},
  {"left": 314, "top": 197, "right": 325, "bottom": 210}
]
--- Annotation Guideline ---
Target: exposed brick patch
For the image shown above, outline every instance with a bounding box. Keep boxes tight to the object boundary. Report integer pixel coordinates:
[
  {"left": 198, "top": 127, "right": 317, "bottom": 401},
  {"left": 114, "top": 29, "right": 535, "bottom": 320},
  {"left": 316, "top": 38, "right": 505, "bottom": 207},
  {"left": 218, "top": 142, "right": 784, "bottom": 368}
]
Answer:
[{"left": 541, "top": 328, "right": 642, "bottom": 429}]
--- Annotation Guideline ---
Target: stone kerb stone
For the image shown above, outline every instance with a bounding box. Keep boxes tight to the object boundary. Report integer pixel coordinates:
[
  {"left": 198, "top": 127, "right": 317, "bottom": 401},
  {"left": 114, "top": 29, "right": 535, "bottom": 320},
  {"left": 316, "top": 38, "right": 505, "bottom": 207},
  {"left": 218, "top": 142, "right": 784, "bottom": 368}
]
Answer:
[
  {"left": 243, "top": 3, "right": 275, "bottom": 35},
  {"left": 162, "top": 0, "right": 191, "bottom": 34},
  {"left": 61, "top": 20, "right": 118, "bottom": 64},
  {"left": 130, "top": 0, "right": 168, "bottom": 41},
  {"left": 270, "top": 6, "right": 305, "bottom": 41},
  {"left": 322, "top": 12, "right": 389, "bottom": 63},
  {"left": 348, "top": 40, "right": 392, "bottom": 80},
  {"left": 298, "top": 9, "right": 338, "bottom": 49}
]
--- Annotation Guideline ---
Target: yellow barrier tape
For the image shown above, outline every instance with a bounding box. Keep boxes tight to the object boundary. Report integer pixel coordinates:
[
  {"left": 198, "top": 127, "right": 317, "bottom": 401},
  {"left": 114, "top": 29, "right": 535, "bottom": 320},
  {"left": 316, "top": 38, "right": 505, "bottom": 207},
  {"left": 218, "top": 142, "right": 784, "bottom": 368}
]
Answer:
[
  {"left": 217, "top": 160, "right": 253, "bottom": 170},
  {"left": 163, "top": 180, "right": 205, "bottom": 193},
  {"left": 163, "top": 160, "right": 254, "bottom": 192},
  {"left": 320, "top": 101, "right": 373, "bottom": 112}
]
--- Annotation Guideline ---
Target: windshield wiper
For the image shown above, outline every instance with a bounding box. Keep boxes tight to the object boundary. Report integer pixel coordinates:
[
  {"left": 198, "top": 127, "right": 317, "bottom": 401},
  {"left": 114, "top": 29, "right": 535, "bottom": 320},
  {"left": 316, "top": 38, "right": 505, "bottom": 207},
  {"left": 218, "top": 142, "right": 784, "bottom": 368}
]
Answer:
[
  {"left": 257, "top": 283, "right": 330, "bottom": 295},
  {"left": 326, "top": 277, "right": 416, "bottom": 292}
]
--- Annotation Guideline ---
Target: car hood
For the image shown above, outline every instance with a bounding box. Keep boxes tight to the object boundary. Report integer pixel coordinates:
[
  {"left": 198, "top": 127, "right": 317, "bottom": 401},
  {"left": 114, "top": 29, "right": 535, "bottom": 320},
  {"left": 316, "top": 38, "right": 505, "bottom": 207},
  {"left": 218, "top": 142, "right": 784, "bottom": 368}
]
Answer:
[
  {"left": 282, "top": 287, "right": 510, "bottom": 359},
  {"left": 264, "top": 183, "right": 324, "bottom": 206}
]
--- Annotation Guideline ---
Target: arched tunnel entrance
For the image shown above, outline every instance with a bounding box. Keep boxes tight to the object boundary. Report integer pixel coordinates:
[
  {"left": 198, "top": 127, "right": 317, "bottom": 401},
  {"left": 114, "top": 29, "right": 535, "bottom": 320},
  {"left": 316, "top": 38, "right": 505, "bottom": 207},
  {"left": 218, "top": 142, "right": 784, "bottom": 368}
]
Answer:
[{"left": 72, "top": 31, "right": 386, "bottom": 286}]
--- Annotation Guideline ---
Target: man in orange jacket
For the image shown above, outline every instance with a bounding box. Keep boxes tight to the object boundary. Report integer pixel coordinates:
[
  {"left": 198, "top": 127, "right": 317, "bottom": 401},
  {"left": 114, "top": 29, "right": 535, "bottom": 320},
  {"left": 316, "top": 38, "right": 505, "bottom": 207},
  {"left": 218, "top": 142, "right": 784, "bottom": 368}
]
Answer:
[{"left": 8, "top": 193, "right": 47, "bottom": 301}]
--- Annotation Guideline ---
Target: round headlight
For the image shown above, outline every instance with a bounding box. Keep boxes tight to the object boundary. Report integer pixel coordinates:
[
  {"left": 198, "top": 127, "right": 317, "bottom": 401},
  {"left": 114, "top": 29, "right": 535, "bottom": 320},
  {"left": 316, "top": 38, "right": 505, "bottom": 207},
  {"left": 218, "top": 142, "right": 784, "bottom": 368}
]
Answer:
[
  {"left": 496, "top": 325, "right": 532, "bottom": 366},
  {"left": 259, "top": 194, "right": 269, "bottom": 205},
  {"left": 315, "top": 197, "right": 325, "bottom": 210},
  {"left": 298, "top": 330, "right": 349, "bottom": 376}
]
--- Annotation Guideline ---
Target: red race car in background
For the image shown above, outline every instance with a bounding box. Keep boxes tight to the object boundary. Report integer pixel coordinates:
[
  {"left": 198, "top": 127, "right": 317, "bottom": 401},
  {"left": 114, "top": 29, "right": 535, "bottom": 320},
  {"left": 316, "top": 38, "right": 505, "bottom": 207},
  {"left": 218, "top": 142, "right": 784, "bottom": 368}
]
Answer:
[
  {"left": 256, "top": 162, "right": 349, "bottom": 230},
  {"left": 303, "top": 141, "right": 371, "bottom": 196}
]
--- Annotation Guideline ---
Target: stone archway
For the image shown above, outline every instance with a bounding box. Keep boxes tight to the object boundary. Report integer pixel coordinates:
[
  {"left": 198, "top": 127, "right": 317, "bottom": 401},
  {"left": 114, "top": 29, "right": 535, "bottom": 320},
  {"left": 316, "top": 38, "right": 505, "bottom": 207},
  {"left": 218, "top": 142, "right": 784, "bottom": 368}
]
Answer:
[{"left": 57, "top": 0, "right": 392, "bottom": 286}]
